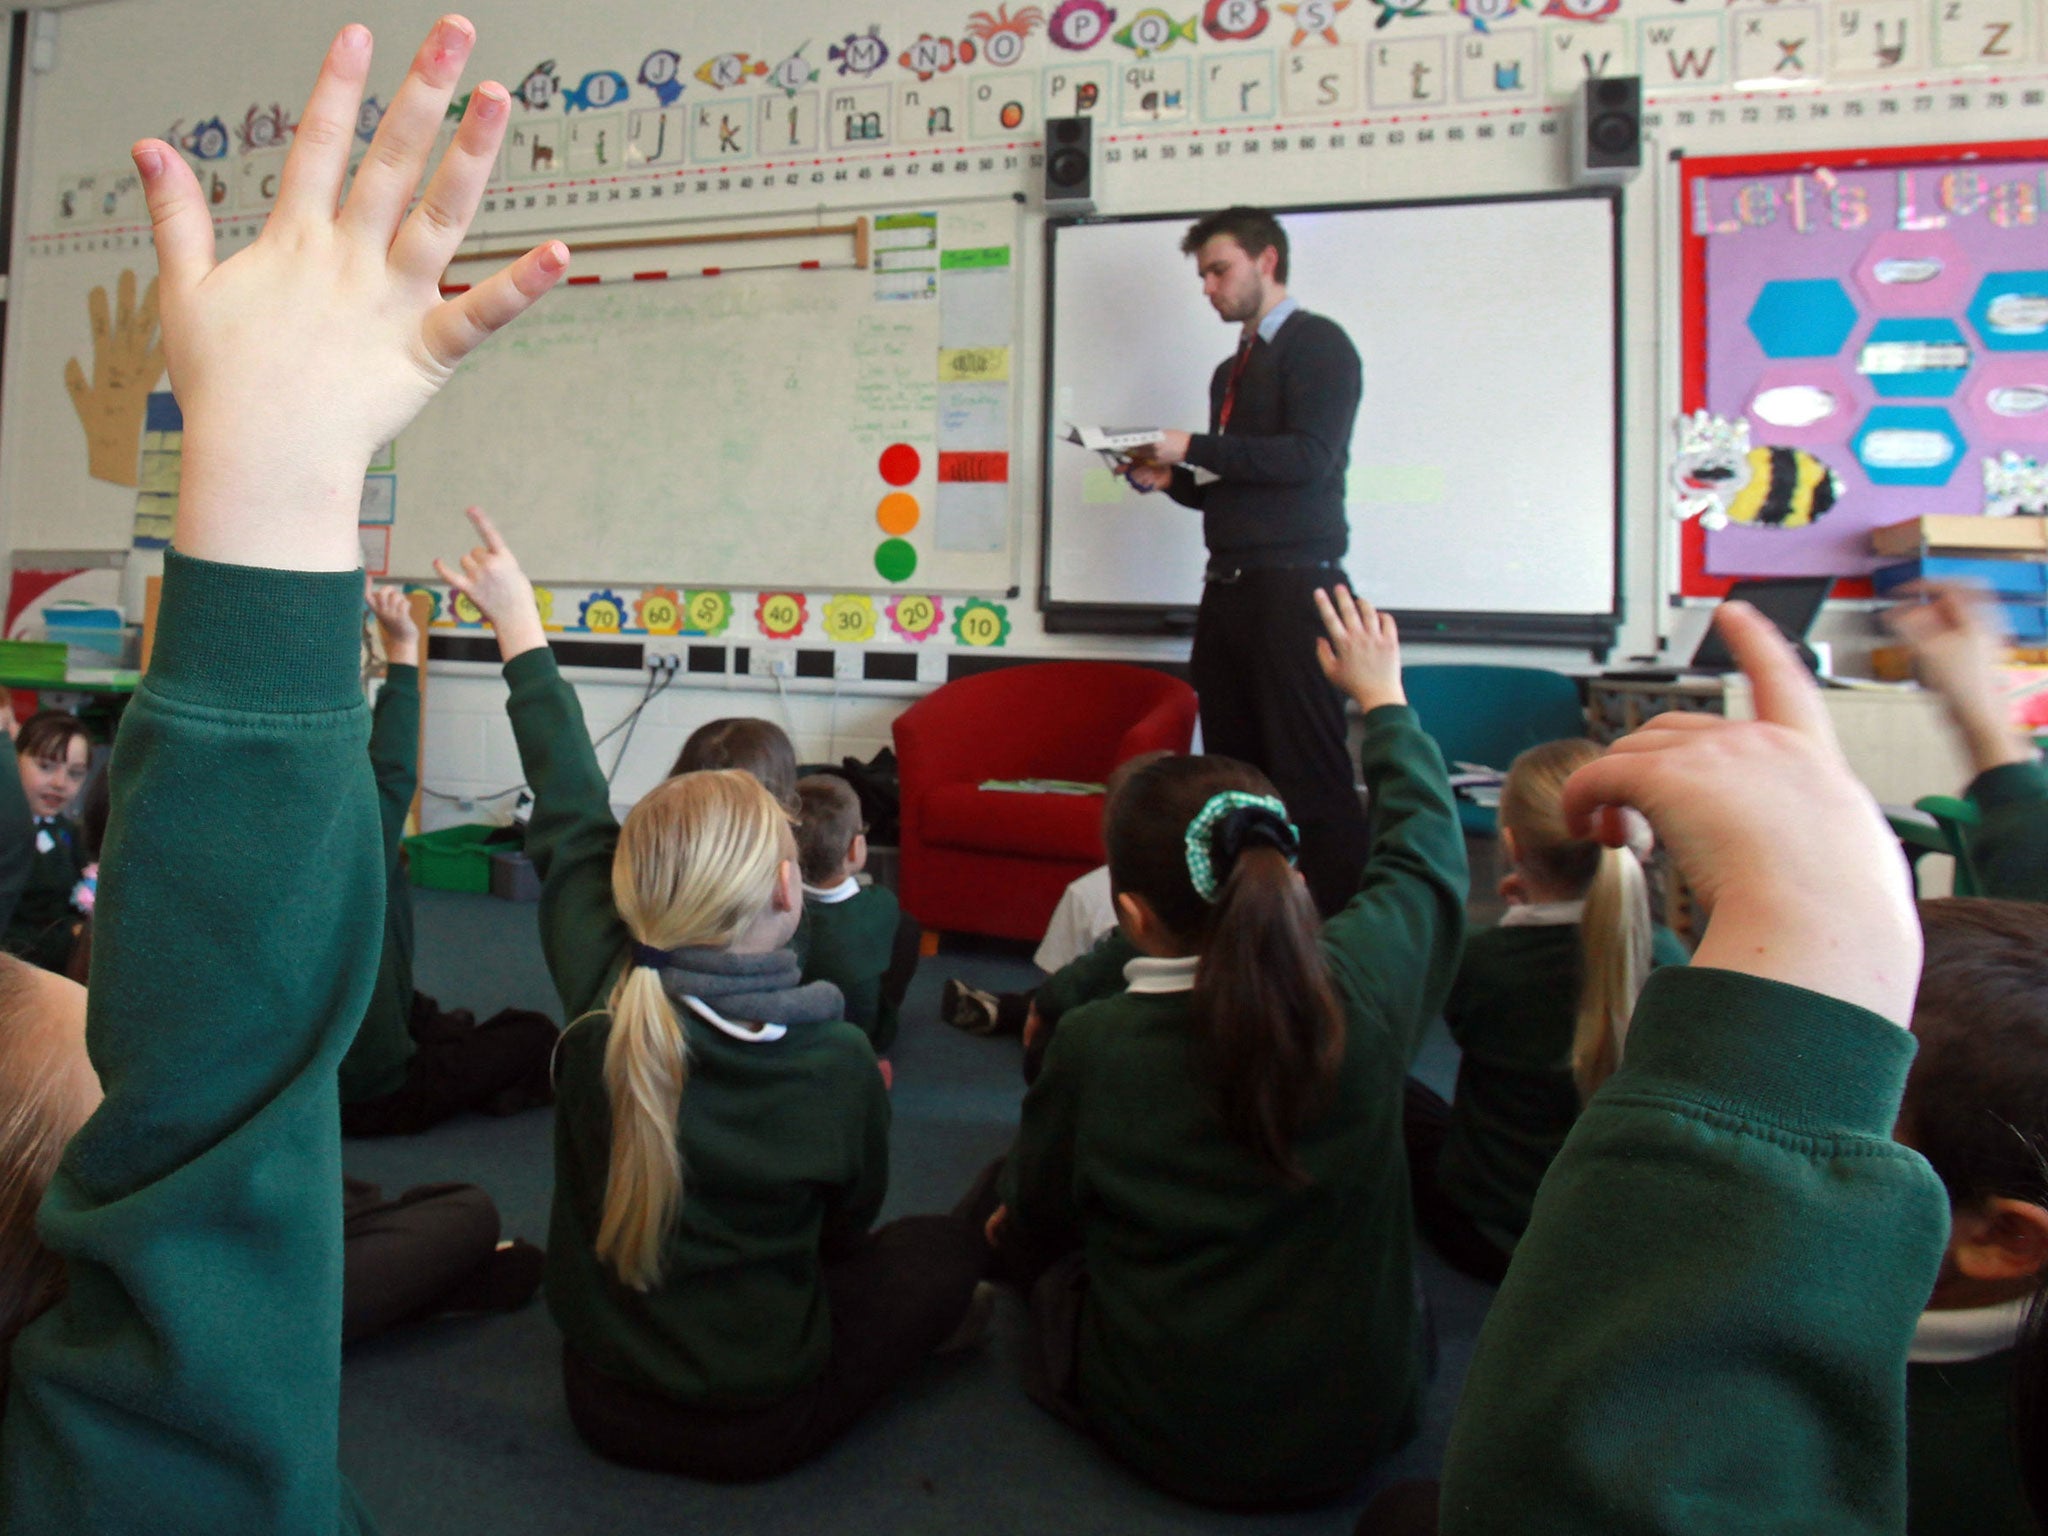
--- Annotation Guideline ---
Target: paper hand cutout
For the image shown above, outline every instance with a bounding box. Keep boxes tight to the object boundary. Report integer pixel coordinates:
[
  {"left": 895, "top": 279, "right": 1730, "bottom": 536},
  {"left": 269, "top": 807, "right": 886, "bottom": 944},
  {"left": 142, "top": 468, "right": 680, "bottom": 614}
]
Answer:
[{"left": 64, "top": 270, "right": 167, "bottom": 488}]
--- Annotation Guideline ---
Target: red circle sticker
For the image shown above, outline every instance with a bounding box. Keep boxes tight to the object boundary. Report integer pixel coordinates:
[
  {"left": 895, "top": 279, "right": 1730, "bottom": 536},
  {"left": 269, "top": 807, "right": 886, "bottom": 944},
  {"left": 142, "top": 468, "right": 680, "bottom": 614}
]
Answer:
[{"left": 879, "top": 443, "right": 921, "bottom": 486}]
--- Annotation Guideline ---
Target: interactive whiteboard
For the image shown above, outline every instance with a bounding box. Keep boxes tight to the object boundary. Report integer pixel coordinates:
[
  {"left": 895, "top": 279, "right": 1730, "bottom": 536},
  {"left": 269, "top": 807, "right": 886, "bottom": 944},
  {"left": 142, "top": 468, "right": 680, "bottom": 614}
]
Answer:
[{"left": 1042, "top": 194, "right": 1621, "bottom": 645}]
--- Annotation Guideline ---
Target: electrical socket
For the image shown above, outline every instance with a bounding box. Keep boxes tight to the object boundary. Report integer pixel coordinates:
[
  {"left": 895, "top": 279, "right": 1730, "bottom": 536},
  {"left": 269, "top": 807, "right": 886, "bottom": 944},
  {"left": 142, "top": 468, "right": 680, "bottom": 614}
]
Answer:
[
  {"left": 748, "top": 647, "right": 795, "bottom": 678},
  {"left": 833, "top": 648, "right": 863, "bottom": 681},
  {"left": 644, "top": 644, "right": 681, "bottom": 678}
]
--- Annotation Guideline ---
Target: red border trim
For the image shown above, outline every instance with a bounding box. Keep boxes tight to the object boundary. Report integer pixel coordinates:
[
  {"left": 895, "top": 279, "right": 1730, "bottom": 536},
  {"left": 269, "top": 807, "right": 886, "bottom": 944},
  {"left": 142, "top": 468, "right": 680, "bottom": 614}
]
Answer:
[{"left": 1676, "top": 137, "right": 2048, "bottom": 598}]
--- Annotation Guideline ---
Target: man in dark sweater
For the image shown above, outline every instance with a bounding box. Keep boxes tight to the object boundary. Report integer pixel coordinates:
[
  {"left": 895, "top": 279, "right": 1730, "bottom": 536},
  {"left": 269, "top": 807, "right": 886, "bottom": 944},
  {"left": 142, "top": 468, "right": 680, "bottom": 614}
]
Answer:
[{"left": 1128, "top": 206, "right": 1369, "bottom": 915}]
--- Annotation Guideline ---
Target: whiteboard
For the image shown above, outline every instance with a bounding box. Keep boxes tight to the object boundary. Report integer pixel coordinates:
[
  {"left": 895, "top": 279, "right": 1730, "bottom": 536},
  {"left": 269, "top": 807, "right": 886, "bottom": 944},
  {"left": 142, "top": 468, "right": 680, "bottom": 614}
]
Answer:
[
  {"left": 1042, "top": 195, "right": 1621, "bottom": 641},
  {"left": 387, "top": 201, "right": 1015, "bottom": 592}
]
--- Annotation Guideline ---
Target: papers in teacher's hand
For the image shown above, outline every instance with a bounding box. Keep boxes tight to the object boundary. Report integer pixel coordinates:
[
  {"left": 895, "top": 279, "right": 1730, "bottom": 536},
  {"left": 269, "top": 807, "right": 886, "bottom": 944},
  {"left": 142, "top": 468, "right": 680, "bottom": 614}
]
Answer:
[{"left": 1065, "top": 424, "right": 1165, "bottom": 455}]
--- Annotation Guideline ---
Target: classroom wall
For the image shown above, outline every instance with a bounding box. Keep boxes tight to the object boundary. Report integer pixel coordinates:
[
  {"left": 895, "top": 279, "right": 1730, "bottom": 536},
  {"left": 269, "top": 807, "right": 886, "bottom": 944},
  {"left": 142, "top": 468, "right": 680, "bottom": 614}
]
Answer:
[{"left": 3, "top": 0, "right": 2046, "bottom": 823}]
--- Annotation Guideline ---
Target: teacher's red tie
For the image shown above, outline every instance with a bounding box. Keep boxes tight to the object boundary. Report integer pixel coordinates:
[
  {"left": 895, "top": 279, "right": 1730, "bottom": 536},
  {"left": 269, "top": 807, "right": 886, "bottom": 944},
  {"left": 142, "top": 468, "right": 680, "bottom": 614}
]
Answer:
[{"left": 1218, "top": 334, "right": 1256, "bottom": 433}]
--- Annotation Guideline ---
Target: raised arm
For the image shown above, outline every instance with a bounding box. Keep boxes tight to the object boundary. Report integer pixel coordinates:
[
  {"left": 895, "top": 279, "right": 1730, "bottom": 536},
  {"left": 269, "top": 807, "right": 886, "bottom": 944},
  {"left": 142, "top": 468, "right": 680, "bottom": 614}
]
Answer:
[
  {"left": 1313, "top": 587, "right": 1469, "bottom": 1051},
  {"left": 1440, "top": 604, "right": 1944, "bottom": 1535},
  {"left": 1, "top": 19, "right": 564, "bottom": 1532},
  {"left": 436, "top": 508, "right": 623, "bottom": 1020},
  {"left": 1884, "top": 582, "right": 2048, "bottom": 901},
  {"left": 365, "top": 579, "right": 422, "bottom": 858}
]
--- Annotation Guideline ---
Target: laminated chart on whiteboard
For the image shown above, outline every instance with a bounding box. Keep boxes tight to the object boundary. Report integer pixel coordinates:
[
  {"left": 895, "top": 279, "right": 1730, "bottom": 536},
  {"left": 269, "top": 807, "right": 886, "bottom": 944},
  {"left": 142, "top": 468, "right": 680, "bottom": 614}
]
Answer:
[
  {"left": 383, "top": 200, "right": 1021, "bottom": 596},
  {"left": 1681, "top": 143, "right": 2048, "bottom": 596}
]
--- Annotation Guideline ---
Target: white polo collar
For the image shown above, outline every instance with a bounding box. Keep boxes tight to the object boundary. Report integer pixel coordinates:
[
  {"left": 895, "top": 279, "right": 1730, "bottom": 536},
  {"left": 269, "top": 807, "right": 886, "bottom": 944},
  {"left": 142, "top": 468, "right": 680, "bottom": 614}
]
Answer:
[
  {"left": 1910, "top": 1297, "right": 2031, "bottom": 1364},
  {"left": 804, "top": 876, "right": 861, "bottom": 905},
  {"left": 1500, "top": 900, "right": 1587, "bottom": 928},
  {"left": 1123, "top": 955, "right": 1200, "bottom": 995},
  {"left": 680, "top": 994, "right": 787, "bottom": 1044}
]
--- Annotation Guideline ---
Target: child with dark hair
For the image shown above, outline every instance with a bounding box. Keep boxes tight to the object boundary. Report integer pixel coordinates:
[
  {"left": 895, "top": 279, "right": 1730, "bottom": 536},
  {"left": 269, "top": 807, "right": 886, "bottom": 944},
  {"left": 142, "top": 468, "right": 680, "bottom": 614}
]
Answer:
[
  {"left": 794, "top": 774, "right": 919, "bottom": 1056},
  {"left": 1899, "top": 898, "right": 2048, "bottom": 1535},
  {"left": 992, "top": 586, "right": 1467, "bottom": 1507},
  {"left": 6, "top": 712, "right": 94, "bottom": 973},
  {"left": 670, "top": 717, "right": 798, "bottom": 811}
]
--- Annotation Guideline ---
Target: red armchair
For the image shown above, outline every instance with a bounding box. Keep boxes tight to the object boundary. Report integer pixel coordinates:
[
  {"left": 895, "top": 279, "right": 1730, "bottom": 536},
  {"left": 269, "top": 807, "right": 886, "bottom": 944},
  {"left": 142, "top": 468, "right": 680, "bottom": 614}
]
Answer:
[{"left": 893, "top": 662, "right": 1198, "bottom": 943}]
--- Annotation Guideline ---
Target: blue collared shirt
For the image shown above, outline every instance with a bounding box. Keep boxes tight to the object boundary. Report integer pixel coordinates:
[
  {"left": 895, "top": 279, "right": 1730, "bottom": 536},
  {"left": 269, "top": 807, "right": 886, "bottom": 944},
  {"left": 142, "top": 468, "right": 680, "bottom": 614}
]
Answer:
[{"left": 1254, "top": 295, "right": 1299, "bottom": 344}]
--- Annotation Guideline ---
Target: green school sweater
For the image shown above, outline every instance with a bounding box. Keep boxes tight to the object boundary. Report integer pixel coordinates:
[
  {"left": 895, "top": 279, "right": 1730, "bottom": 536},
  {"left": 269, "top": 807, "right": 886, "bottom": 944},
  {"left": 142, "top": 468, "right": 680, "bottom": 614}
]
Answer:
[
  {"left": 1440, "top": 967, "right": 1952, "bottom": 1536},
  {"left": 1434, "top": 920, "right": 1689, "bottom": 1252},
  {"left": 1002, "top": 704, "right": 1468, "bottom": 1505},
  {"left": 2, "top": 813, "right": 84, "bottom": 973},
  {"left": 503, "top": 648, "right": 890, "bottom": 1403},
  {"left": 802, "top": 884, "right": 901, "bottom": 1052},
  {"left": 1, "top": 551, "right": 382, "bottom": 1534},
  {"left": 0, "top": 748, "right": 34, "bottom": 936},
  {"left": 1037, "top": 927, "right": 1140, "bottom": 1027},
  {"left": 1968, "top": 761, "right": 2048, "bottom": 902},
  {"left": 1907, "top": 1348, "right": 2034, "bottom": 1535},
  {"left": 338, "top": 664, "right": 420, "bottom": 1104}
]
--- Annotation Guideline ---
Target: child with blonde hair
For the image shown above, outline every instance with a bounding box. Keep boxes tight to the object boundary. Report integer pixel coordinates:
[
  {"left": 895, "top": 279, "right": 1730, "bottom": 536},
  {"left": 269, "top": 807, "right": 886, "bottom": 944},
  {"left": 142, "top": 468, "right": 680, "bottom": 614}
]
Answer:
[
  {"left": 437, "top": 509, "right": 986, "bottom": 1480},
  {"left": 1402, "top": 736, "right": 1684, "bottom": 1285}
]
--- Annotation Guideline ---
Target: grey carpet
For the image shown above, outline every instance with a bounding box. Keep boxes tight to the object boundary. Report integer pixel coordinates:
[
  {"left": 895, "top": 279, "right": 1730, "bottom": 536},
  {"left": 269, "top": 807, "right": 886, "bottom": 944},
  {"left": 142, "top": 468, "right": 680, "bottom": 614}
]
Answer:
[{"left": 339, "top": 888, "right": 1494, "bottom": 1536}]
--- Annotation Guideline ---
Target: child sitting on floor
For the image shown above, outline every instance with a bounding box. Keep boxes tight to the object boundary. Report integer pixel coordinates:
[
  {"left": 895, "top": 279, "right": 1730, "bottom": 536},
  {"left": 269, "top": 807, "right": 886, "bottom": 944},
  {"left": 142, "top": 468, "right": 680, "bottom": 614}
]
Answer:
[
  {"left": 794, "top": 773, "right": 919, "bottom": 1057},
  {"left": 436, "top": 507, "right": 988, "bottom": 1481},
  {"left": 339, "top": 578, "right": 558, "bottom": 1136},
  {"left": 5, "top": 712, "right": 94, "bottom": 974},
  {"left": 1898, "top": 897, "right": 2048, "bottom": 1535},
  {"left": 990, "top": 585, "right": 1467, "bottom": 1508},
  {"left": 669, "top": 716, "right": 798, "bottom": 810},
  {"left": 1404, "top": 737, "right": 1687, "bottom": 1285}
]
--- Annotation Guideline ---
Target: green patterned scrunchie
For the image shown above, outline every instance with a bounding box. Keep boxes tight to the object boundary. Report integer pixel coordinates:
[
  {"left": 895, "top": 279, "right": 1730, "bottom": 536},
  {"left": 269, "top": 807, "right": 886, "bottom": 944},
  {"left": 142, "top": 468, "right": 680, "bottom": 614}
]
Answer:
[{"left": 1183, "top": 791, "right": 1300, "bottom": 902}]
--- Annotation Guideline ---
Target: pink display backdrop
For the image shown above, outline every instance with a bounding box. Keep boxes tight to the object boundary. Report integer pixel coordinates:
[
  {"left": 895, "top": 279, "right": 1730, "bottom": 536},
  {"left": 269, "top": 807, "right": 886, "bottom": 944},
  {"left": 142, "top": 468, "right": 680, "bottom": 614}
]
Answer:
[{"left": 1687, "top": 148, "right": 2048, "bottom": 586}]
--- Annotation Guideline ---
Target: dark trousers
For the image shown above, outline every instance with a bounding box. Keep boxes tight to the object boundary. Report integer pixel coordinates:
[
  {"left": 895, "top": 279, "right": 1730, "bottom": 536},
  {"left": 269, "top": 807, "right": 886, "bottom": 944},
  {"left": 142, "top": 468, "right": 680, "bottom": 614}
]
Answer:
[
  {"left": 1192, "top": 567, "right": 1371, "bottom": 918},
  {"left": 342, "top": 994, "right": 559, "bottom": 1138},
  {"left": 1400, "top": 1079, "right": 1510, "bottom": 1288},
  {"left": 561, "top": 1215, "right": 985, "bottom": 1481},
  {"left": 341, "top": 1177, "right": 500, "bottom": 1346}
]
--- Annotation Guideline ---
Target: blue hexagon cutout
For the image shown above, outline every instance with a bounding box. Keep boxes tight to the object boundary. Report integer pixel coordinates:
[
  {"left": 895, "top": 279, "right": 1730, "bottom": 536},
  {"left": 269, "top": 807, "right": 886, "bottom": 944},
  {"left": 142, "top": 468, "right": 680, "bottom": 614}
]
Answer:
[
  {"left": 1968, "top": 271, "right": 2048, "bottom": 352},
  {"left": 1853, "top": 406, "right": 1967, "bottom": 486},
  {"left": 1748, "top": 279, "right": 1859, "bottom": 360},
  {"left": 1859, "top": 317, "right": 1972, "bottom": 398}
]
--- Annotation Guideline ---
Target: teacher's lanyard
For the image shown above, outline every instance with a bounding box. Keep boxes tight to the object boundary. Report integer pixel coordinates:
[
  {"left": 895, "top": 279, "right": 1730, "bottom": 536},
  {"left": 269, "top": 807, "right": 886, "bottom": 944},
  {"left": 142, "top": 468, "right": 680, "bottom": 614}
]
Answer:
[{"left": 1217, "top": 334, "right": 1256, "bottom": 433}]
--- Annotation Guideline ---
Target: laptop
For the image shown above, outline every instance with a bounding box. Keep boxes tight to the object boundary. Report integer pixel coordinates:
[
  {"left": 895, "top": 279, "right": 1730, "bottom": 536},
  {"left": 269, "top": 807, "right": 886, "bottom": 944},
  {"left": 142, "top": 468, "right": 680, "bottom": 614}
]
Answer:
[{"left": 1627, "top": 576, "right": 1834, "bottom": 680}]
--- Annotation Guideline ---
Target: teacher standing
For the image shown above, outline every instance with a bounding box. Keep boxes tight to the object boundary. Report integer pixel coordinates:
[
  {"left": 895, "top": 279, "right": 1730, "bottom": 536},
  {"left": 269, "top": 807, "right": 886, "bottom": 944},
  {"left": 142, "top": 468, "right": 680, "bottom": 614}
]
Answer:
[{"left": 1127, "top": 206, "right": 1370, "bottom": 916}]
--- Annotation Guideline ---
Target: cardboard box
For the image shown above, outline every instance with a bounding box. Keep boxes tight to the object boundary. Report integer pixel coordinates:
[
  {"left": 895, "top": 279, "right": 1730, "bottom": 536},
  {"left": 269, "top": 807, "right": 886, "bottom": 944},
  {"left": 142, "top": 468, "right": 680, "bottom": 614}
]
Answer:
[{"left": 1870, "top": 515, "right": 2048, "bottom": 557}]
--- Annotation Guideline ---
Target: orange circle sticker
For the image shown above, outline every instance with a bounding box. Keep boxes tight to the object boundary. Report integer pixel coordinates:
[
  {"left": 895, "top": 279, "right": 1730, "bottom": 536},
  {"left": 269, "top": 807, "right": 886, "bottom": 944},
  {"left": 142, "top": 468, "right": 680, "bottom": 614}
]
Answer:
[{"left": 877, "top": 493, "right": 921, "bottom": 536}]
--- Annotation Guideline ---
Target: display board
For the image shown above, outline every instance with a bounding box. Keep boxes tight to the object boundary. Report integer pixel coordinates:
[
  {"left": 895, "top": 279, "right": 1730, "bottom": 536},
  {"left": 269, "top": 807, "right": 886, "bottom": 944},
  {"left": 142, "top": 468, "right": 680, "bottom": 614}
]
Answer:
[
  {"left": 1041, "top": 195, "right": 1621, "bottom": 644},
  {"left": 1678, "top": 139, "right": 2048, "bottom": 597}
]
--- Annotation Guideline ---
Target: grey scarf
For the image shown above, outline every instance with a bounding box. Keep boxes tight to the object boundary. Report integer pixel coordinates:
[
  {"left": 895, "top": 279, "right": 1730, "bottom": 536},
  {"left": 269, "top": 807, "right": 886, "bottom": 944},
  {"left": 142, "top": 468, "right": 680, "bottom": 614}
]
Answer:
[{"left": 651, "top": 946, "right": 843, "bottom": 1026}]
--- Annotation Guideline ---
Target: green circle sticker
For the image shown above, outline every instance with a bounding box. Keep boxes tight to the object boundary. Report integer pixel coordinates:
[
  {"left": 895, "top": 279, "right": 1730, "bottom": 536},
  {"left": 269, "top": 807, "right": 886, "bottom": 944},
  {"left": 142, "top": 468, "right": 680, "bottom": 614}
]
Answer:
[{"left": 874, "top": 538, "right": 918, "bottom": 583}]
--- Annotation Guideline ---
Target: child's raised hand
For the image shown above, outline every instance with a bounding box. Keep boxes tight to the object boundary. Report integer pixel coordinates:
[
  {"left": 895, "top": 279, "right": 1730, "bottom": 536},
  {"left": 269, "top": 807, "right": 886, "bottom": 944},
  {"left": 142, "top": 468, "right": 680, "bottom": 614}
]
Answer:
[
  {"left": 433, "top": 506, "right": 546, "bottom": 662},
  {"left": 365, "top": 575, "right": 420, "bottom": 667},
  {"left": 1314, "top": 585, "right": 1405, "bottom": 714},
  {"left": 1883, "top": 581, "right": 2028, "bottom": 773},
  {"left": 1561, "top": 602, "right": 1920, "bottom": 1026},
  {"left": 132, "top": 17, "right": 568, "bottom": 573}
]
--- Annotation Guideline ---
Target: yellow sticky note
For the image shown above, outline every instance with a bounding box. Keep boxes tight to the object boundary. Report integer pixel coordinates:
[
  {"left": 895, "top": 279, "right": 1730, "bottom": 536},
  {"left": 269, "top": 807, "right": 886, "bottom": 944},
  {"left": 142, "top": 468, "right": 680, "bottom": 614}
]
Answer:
[
  {"left": 938, "top": 346, "right": 1010, "bottom": 384},
  {"left": 1084, "top": 466, "right": 1127, "bottom": 505}
]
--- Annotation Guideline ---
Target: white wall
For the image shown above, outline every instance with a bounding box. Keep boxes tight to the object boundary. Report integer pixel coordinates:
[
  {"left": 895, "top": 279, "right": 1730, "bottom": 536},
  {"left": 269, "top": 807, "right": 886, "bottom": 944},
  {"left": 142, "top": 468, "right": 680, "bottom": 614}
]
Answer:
[{"left": 3, "top": 0, "right": 2046, "bottom": 824}]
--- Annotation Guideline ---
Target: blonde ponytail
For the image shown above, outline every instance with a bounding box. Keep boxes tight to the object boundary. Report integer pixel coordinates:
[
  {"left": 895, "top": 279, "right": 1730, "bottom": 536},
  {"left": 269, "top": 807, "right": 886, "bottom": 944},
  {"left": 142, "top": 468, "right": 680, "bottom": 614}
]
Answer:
[
  {"left": 1500, "top": 739, "right": 1657, "bottom": 1104},
  {"left": 1571, "top": 843, "right": 1652, "bottom": 1102},
  {"left": 594, "top": 770, "right": 794, "bottom": 1291}
]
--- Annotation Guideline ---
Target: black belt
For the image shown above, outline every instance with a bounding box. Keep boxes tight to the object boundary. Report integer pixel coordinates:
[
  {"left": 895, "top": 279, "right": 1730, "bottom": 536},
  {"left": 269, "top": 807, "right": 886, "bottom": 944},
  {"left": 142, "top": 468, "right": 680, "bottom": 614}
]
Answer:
[{"left": 1203, "top": 558, "right": 1344, "bottom": 585}]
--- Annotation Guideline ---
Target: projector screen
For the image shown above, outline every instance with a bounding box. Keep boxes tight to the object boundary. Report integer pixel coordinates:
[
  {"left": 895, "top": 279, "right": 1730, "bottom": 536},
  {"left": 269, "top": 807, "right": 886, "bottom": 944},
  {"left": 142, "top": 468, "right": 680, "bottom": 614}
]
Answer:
[{"left": 1041, "top": 193, "right": 1622, "bottom": 646}]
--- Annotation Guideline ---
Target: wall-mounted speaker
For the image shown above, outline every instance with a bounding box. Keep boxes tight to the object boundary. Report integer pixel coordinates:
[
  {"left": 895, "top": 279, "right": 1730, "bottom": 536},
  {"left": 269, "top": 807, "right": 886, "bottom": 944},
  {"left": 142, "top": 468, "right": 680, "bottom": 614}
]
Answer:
[
  {"left": 1044, "top": 115, "right": 1094, "bottom": 212},
  {"left": 1572, "top": 76, "right": 1641, "bottom": 186}
]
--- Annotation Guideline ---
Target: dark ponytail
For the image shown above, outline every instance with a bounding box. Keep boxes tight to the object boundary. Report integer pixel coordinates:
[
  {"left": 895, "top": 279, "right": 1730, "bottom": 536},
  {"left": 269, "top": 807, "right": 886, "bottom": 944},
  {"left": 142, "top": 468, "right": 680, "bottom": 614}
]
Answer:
[{"left": 1106, "top": 756, "right": 1343, "bottom": 1184}]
